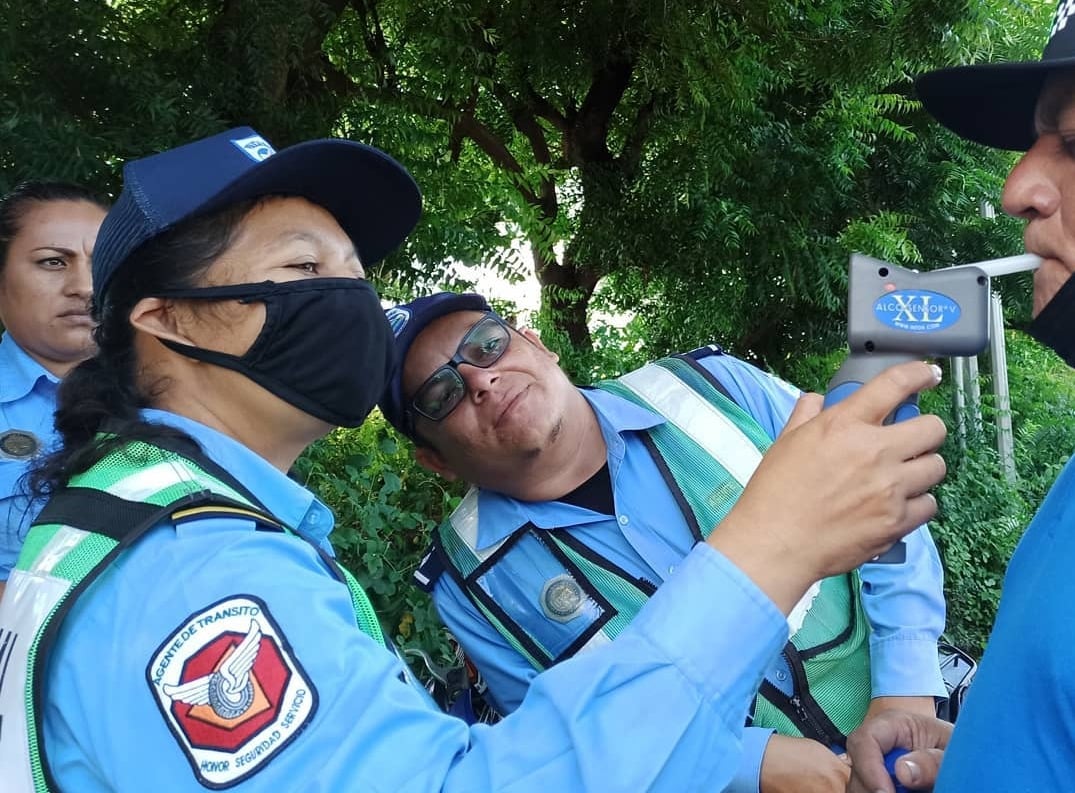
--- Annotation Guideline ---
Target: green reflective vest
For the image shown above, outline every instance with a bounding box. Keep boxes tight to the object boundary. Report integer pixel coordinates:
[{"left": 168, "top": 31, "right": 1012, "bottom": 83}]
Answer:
[
  {"left": 434, "top": 353, "right": 872, "bottom": 745},
  {"left": 0, "top": 437, "right": 388, "bottom": 793}
]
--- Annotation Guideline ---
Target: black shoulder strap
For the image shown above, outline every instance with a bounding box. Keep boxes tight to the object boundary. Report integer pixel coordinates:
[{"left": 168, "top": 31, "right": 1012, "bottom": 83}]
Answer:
[
  {"left": 34, "top": 483, "right": 281, "bottom": 543},
  {"left": 35, "top": 487, "right": 167, "bottom": 540},
  {"left": 414, "top": 541, "right": 448, "bottom": 593},
  {"left": 671, "top": 347, "right": 737, "bottom": 405}
]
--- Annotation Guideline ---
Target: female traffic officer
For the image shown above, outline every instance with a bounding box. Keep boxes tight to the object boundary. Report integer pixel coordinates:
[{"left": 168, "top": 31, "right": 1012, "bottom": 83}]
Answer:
[
  {"left": 0, "top": 127, "right": 946, "bottom": 792},
  {"left": 0, "top": 182, "right": 107, "bottom": 593}
]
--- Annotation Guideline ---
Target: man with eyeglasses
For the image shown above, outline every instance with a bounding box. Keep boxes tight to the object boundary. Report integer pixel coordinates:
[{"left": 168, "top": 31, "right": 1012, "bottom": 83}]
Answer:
[{"left": 379, "top": 291, "right": 947, "bottom": 793}]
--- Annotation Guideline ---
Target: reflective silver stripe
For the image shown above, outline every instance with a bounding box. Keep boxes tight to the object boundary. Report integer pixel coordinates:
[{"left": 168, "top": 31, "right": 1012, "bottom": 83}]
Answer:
[
  {"left": 0, "top": 568, "right": 70, "bottom": 793},
  {"left": 447, "top": 488, "right": 509, "bottom": 564},
  {"left": 617, "top": 364, "right": 762, "bottom": 486},
  {"left": 788, "top": 582, "right": 822, "bottom": 636},
  {"left": 105, "top": 460, "right": 243, "bottom": 502},
  {"left": 30, "top": 526, "right": 89, "bottom": 576},
  {"left": 618, "top": 364, "right": 819, "bottom": 634}
]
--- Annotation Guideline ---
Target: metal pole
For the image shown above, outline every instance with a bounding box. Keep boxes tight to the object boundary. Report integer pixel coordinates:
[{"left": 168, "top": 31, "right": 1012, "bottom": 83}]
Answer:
[
  {"left": 990, "top": 292, "right": 1017, "bottom": 483},
  {"left": 966, "top": 355, "right": 983, "bottom": 435},
  {"left": 951, "top": 357, "right": 967, "bottom": 453}
]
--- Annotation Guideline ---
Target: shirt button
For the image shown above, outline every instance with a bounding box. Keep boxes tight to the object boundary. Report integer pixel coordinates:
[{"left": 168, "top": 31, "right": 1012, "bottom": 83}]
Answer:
[
  {"left": 668, "top": 565, "right": 676, "bottom": 574},
  {"left": 618, "top": 515, "right": 629, "bottom": 525},
  {"left": 776, "top": 670, "right": 788, "bottom": 682},
  {"left": 307, "top": 512, "right": 320, "bottom": 524}
]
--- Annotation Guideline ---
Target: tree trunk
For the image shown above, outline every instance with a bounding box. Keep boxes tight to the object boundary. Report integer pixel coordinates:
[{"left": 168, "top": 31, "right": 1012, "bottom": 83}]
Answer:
[{"left": 533, "top": 243, "right": 599, "bottom": 373}]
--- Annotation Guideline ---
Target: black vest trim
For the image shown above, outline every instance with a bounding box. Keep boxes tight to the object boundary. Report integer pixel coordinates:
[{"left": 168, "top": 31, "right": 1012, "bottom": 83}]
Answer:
[
  {"left": 797, "top": 574, "right": 857, "bottom": 661},
  {"left": 672, "top": 350, "right": 735, "bottom": 403},
  {"left": 549, "top": 529, "right": 659, "bottom": 597},
  {"left": 637, "top": 432, "right": 705, "bottom": 543}
]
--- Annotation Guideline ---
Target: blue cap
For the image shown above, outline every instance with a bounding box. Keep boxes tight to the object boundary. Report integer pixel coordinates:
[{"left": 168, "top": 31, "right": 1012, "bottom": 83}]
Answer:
[
  {"left": 379, "top": 292, "right": 492, "bottom": 437},
  {"left": 92, "top": 126, "right": 421, "bottom": 298}
]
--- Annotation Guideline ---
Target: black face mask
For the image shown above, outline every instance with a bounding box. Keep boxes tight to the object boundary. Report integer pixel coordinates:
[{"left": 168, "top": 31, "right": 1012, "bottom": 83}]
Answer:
[
  {"left": 1028, "top": 274, "right": 1075, "bottom": 369},
  {"left": 157, "top": 278, "right": 395, "bottom": 427}
]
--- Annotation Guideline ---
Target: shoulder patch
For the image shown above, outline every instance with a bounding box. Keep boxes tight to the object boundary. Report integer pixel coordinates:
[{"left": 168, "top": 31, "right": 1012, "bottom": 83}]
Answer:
[{"left": 147, "top": 595, "right": 317, "bottom": 788}]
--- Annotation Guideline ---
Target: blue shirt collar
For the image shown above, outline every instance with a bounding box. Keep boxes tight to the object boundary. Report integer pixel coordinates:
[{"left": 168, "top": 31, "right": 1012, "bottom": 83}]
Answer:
[
  {"left": 141, "top": 408, "right": 335, "bottom": 545},
  {"left": 0, "top": 334, "right": 59, "bottom": 403},
  {"left": 473, "top": 387, "right": 666, "bottom": 550}
]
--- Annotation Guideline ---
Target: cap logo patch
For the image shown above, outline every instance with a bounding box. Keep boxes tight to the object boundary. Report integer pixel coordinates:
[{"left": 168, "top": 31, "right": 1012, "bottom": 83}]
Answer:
[
  {"left": 230, "top": 135, "right": 276, "bottom": 163},
  {"left": 385, "top": 306, "right": 411, "bottom": 337},
  {"left": 147, "top": 596, "right": 317, "bottom": 788},
  {"left": 1052, "top": 0, "right": 1075, "bottom": 38}
]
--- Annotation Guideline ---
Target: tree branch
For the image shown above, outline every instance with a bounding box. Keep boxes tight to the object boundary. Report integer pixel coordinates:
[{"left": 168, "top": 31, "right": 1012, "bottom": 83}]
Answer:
[
  {"left": 573, "top": 55, "right": 635, "bottom": 162},
  {"left": 524, "top": 83, "right": 570, "bottom": 133},
  {"left": 351, "top": 0, "right": 397, "bottom": 87},
  {"left": 619, "top": 93, "right": 659, "bottom": 175},
  {"left": 491, "top": 83, "right": 552, "bottom": 165}
]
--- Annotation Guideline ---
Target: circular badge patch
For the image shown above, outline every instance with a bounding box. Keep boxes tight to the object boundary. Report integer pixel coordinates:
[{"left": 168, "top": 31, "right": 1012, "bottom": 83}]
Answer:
[
  {"left": 0, "top": 430, "right": 41, "bottom": 460},
  {"left": 541, "top": 574, "right": 584, "bottom": 622}
]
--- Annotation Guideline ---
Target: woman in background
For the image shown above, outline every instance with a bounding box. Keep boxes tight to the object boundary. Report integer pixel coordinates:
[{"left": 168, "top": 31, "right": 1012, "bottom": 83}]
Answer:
[{"left": 0, "top": 181, "right": 107, "bottom": 594}]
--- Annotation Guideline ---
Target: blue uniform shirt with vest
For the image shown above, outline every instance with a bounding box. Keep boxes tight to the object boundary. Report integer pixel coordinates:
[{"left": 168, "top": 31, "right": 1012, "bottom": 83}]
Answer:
[
  {"left": 420, "top": 347, "right": 947, "bottom": 793},
  {"left": 0, "top": 333, "right": 61, "bottom": 581},
  {"left": 0, "top": 406, "right": 800, "bottom": 792},
  {"left": 934, "top": 452, "right": 1075, "bottom": 792}
]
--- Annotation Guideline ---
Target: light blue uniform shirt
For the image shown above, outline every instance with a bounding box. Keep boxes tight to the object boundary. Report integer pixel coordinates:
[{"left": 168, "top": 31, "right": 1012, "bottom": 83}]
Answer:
[
  {"left": 432, "top": 351, "right": 947, "bottom": 793},
  {"left": 0, "top": 333, "right": 60, "bottom": 581},
  {"left": 935, "top": 453, "right": 1075, "bottom": 792},
  {"left": 43, "top": 408, "right": 790, "bottom": 792}
]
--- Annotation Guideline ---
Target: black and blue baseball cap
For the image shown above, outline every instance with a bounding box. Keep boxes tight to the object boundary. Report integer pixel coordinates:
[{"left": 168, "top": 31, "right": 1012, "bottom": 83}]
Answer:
[
  {"left": 92, "top": 126, "right": 421, "bottom": 299},
  {"left": 379, "top": 292, "right": 493, "bottom": 437},
  {"left": 916, "top": 2, "right": 1075, "bottom": 151}
]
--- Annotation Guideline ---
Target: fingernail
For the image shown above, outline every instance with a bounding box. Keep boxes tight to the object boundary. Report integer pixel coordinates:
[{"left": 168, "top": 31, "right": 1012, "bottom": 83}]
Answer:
[
  {"left": 930, "top": 363, "right": 942, "bottom": 383},
  {"left": 901, "top": 758, "right": 922, "bottom": 784}
]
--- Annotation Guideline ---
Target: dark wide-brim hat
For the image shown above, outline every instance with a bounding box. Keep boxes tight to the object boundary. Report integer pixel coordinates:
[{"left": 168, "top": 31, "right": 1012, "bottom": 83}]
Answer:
[
  {"left": 93, "top": 126, "right": 421, "bottom": 299},
  {"left": 916, "top": 5, "right": 1075, "bottom": 151}
]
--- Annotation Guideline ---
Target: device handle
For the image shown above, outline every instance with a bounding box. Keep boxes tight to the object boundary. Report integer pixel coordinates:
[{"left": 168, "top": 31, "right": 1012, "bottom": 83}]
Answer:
[{"left": 823, "top": 353, "right": 919, "bottom": 564}]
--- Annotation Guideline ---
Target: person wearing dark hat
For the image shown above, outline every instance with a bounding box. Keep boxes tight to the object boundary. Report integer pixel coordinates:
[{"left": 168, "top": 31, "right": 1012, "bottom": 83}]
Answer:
[
  {"left": 0, "top": 126, "right": 946, "bottom": 793},
  {"left": 846, "top": 3, "right": 1075, "bottom": 791},
  {"left": 380, "top": 292, "right": 950, "bottom": 793}
]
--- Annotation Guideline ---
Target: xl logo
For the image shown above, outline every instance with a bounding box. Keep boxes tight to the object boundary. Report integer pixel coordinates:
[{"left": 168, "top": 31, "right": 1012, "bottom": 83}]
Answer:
[{"left": 873, "top": 290, "right": 961, "bottom": 333}]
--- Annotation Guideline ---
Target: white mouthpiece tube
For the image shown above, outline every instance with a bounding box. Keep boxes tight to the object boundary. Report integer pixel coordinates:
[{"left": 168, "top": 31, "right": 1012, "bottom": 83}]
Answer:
[{"left": 956, "top": 254, "right": 1043, "bottom": 278}]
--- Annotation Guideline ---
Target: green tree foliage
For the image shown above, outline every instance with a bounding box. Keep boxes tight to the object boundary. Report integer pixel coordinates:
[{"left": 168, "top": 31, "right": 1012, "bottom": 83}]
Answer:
[
  {"left": 2, "top": 0, "right": 1066, "bottom": 659},
  {"left": 293, "top": 416, "right": 466, "bottom": 662},
  {"left": 0, "top": 1, "right": 1053, "bottom": 360},
  {"left": 598, "top": 0, "right": 1053, "bottom": 373}
]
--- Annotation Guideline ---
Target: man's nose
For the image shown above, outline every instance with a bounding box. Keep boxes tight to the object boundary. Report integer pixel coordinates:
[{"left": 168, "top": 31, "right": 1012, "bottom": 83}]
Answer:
[
  {"left": 1002, "top": 136, "right": 1062, "bottom": 221},
  {"left": 459, "top": 364, "right": 500, "bottom": 402}
]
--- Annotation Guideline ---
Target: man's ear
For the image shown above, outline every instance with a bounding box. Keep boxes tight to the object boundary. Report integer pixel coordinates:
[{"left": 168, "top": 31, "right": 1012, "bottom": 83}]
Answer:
[
  {"left": 518, "top": 327, "right": 559, "bottom": 364},
  {"left": 415, "top": 445, "right": 460, "bottom": 481},
  {"left": 129, "top": 297, "right": 194, "bottom": 346}
]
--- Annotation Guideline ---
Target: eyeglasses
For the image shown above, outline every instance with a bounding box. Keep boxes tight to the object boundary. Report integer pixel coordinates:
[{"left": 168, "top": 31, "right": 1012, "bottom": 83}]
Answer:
[{"left": 408, "top": 314, "right": 512, "bottom": 425}]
